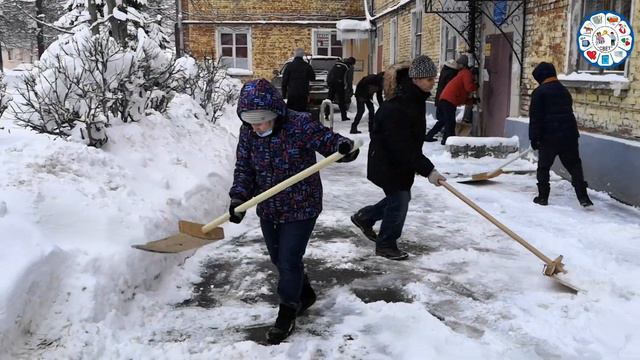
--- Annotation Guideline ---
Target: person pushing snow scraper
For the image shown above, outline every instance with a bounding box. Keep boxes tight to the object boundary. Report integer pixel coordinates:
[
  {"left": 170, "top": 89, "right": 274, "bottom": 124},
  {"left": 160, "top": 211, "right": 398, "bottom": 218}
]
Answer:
[
  {"left": 229, "top": 79, "right": 359, "bottom": 344},
  {"left": 351, "top": 55, "right": 446, "bottom": 261}
]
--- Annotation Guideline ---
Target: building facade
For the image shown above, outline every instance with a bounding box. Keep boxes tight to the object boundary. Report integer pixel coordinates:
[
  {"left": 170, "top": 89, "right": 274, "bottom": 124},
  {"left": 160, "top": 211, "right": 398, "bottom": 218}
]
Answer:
[{"left": 180, "top": 0, "right": 369, "bottom": 81}]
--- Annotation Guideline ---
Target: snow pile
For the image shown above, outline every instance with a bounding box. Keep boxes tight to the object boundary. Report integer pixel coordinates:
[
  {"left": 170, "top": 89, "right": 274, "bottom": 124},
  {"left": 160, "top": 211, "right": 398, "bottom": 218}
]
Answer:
[
  {"left": 225, "top": 68, "right": 254, "bottom": 76},
  {"left": 0, "top": 93, "right": 241, "bottom": 355},
  {"left": 446, "top": 136, "right": 519, "bottom": 147}
]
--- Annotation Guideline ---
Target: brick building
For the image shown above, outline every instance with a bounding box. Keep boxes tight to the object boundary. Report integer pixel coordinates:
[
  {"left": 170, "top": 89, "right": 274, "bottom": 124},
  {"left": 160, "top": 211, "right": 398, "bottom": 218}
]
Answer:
[
  {"left": 181, "top": 0, "right": 640, "bottom": 204},
  {"left": 179, "top": 0, "right": 369, "bottom": 81}
]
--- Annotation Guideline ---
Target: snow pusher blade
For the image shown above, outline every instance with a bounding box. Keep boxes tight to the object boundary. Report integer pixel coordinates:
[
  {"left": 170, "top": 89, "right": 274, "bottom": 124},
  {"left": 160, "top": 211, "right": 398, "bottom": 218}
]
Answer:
[
  {"left": 132, "top": 139, "right": 364, "bottom": 253},
  {"left": 131, "top": 221, "right": 225, "bottom": 253},
  {"left": 439, "top": 180, "right": 582, "bottom": 293},
  {"left": 457, "top": 148, "right": 533, "bottom": 184}
]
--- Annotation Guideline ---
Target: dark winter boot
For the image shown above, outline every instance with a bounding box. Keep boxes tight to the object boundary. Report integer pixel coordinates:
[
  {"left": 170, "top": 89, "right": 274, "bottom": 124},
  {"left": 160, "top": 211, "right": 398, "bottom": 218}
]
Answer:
[
  {"left": 573, "top": 181, "right": 594, "bottom": 207},
  {"left": 533, "top": 183, "right": 550, "bottom": 206},
  {"left": 375, "top": 246, "right": 409, "bottom": 261},
  {"left": 297, "top": 275, "right": 316, "bottom": 316},
  {"left": 424, "top": 136, "right": 438, "bottom": 143},
  {"left": 350, "top": 125, "right": 361, "bottom": 134},
  {"left": 351, "top": 211, "right": 377, "bottom": 242},
  {"left": 266, "top": 303, "right": 297, "bottom": 344}
]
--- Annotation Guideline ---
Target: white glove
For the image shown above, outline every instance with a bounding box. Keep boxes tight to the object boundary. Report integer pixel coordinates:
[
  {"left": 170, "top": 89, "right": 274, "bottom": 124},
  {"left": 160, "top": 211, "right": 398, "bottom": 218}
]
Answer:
[{"left": 427, "top": 169, "right": 446, "bottom": 186}]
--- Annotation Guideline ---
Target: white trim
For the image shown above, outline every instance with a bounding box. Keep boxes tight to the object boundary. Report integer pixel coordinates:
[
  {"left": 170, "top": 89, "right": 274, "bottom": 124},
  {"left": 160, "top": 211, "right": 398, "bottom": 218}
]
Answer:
[
  {"left": 216, "top": 26, "right": 252, "bottom": 71},
  {"left": 390, "top": 16, "right": 398, "bottom": 64}
]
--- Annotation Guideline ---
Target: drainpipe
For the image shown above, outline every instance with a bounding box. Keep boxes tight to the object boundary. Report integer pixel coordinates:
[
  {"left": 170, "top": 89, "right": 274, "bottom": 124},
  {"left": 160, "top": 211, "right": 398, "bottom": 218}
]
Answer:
[{"left": 176, "top": 0, "right": 184, "bottom": 57}]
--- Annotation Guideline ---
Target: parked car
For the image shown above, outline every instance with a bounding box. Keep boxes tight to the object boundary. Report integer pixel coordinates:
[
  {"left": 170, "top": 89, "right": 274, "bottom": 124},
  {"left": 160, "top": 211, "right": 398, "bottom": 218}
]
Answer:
[{"left": 271, "top": 55, "right": 353, "bottom": 110}]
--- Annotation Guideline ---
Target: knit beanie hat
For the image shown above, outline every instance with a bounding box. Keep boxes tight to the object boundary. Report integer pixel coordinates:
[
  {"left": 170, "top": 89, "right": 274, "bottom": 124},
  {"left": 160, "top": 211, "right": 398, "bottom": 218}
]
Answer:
[{"left": 408, "top": 55, "right": 437, "bottom": 79}]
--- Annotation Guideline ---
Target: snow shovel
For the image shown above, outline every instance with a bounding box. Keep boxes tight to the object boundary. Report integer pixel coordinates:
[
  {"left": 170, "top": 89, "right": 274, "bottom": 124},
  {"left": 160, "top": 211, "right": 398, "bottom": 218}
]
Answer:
[
  {"left": 457, "top": 147, "right": 534, "bottom": 184},
  {"left": 132, "top": 140, "right": 363, "bottom": 254},
  {"left": 439, "top": 180, "right": 581, "bottom": 293}
]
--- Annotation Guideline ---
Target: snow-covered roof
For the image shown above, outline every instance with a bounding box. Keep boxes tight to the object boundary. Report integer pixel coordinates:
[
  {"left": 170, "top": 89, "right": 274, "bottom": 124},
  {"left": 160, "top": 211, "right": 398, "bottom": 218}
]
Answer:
[{"left": 226, "top": 68, "right": 254, "bottom": 76}]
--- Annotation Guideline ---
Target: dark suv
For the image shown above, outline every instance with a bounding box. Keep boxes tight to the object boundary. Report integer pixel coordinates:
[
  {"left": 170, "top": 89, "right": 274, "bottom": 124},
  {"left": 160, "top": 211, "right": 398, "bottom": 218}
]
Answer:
[{"left": 272, "top": 55, "right": 353, "bottom": 111}]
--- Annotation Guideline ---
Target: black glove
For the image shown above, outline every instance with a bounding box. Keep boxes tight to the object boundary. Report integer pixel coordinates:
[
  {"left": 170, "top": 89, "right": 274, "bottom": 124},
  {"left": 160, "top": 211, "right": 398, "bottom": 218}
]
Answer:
[
  {"left": 338, "top": 141, "right": 353, "bottom": 155},
  {"left": 229, "top": 198, "right": 246, "bottom": 224},
  {"left": 338, "top": 148, "right": 359, "bottom": 163},
  {"left": 531, "top": 140, "right": 540, "bottom": 151}
]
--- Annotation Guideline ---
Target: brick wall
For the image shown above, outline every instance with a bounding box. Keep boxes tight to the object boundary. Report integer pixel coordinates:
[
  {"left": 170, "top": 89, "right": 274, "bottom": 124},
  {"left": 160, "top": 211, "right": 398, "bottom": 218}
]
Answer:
[
  {"left": 185, "top": 0, "right": 364, "bottom": 21},
  {"left": 522, "top": 0, "right": 640, "bottom": 139}
]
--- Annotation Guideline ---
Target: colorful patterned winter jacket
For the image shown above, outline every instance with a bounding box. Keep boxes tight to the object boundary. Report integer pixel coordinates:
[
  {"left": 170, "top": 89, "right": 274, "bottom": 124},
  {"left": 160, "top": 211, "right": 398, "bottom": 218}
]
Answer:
[{"left": 229, "top": 79, "right": 352, "bottom": 223}]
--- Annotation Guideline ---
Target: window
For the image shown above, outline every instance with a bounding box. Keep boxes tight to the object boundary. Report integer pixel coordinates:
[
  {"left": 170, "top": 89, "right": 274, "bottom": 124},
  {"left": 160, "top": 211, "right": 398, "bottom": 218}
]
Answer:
[
  {"left": 443, "top": 25, "right": 458, "bottom": 62},
  {"left": 390, "top": 17, "right": 398, "bottom": 64},
  {"left": 217, "top": 28, "right": 251, "bottom": 70},
  {"left": 411, "top": 10, "right": 423, "bottom": 58},
  {"left": 314, "top": 30, "right": 343, "bottom": 57},
  {"left": 573, "top": 0, "right": 632, "bottom": 73}
]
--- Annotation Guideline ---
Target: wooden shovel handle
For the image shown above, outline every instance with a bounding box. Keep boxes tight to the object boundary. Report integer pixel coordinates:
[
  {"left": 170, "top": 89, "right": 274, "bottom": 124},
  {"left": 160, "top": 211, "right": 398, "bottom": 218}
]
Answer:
[
  {"left": 440, "top": 180, "right": 555, "bottom": 266},
  {"left": 201, "top": 139, "right": 364, "bottom": 233}
]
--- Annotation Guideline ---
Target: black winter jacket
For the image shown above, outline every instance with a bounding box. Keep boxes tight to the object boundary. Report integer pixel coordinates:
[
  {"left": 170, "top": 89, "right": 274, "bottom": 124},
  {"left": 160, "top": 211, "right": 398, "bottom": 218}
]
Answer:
[
  {"left": 529, "top": 62, "right": 579, "bottom": 145},
  {"left": 282, "top": 57, "right": 316, "bottom": 99},
  {"left": 355, "top": 73, "right": 384, "bottom": 104},
  {"left": 434, "top": 61, "right": 459, "bottom": 107},
  {"left": 368, "top": 64, "right": 435, "bottom": 192}
]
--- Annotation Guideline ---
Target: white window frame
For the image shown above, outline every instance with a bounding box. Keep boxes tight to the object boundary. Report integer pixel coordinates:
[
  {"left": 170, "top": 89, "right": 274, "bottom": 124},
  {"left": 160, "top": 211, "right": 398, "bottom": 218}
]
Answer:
[
  {"left": 216, "top": 27, "right": 252, "bottom": 70},
  {"left": 312, "top": 29, "right": 343, "bottom": 57},
  {"left": 440, "top": 22, "right": 459, "bottom": 64},
  {"left": 390, "top": 17, "right": 398, "bottom": 64},
  {"left": 411, "top": 9, "right": 423, "bottom": 58},
  {"left": 569, "top": 0, "right": 633, "bottom": 75}
]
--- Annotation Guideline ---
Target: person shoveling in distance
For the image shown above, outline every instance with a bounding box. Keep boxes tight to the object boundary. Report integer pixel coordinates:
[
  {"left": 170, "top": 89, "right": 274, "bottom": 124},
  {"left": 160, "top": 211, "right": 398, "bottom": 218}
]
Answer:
[
  {"left": 228, "top": 79, "right": 359, "bottom": 345},
  {"left": 529, "top": 62, "right": 593, "bottom": 207}
]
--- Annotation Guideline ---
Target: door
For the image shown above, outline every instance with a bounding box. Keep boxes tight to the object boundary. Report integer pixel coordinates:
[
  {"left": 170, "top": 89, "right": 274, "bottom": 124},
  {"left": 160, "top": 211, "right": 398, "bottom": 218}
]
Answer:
[{"left": 482, "top": 33, "right": 513, "bottom": 136}]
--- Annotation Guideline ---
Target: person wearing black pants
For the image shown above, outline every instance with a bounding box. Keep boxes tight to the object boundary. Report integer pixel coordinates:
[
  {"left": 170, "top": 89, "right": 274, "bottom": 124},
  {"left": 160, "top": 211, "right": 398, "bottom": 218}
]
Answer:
[
  {"left": 325, "top": 57, "right": 355, "bottom": 121},
  {"left": 282, "top": 48, "right": 316, "bottom": 112},
  {"left": 424, "top": 57, "right": 461, "bottom": 142},
  {"left": 351, "top": 72, "right": 384, "bottom": 133},
  {"left": 529, "top": 62, "right": 593, "bottom": 207}
]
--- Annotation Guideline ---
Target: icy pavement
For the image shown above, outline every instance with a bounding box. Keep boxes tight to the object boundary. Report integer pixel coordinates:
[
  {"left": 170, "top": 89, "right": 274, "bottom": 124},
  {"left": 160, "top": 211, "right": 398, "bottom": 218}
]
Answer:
[{"left": 3, "top": 111, "right": 640, "bottom": 359}]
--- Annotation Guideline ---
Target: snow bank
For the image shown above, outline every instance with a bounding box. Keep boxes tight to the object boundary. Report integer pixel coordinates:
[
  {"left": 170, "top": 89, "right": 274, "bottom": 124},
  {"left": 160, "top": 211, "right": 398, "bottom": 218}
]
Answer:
[
  {"left": 446, "top": 136, "right": 519, "bottom": 147},
  {"left": 0, "top": 93, "right": 241, "bottom": 353}
]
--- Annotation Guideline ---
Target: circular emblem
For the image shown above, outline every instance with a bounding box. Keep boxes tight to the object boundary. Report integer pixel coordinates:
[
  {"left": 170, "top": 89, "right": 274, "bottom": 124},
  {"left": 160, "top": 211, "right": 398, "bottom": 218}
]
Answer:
[{"left": 578, "top": 11, "right": 634, "bottom": 68}]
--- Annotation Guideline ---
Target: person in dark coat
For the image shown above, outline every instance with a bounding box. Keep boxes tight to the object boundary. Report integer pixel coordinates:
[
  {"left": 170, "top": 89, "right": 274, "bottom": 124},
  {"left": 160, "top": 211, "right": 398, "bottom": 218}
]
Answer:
[
  {"left": 325, "top": 57, "right": 356, "bottom": 121},
  {"left": 426, "top": 55, "right": 478, "bottom": 145},
  {"left": 281, "top": 48, "right": 316, "bottom": 112},
  {"left": 350, "top": 71, "right": 384, "bottom": 134},
  {"left": 350, "top": 56, "right": 446, "bottom": 260},
  {"left": 529, "top": 62, "right": 593, "bottom": 207},
  {"left": 424, "top": 57, "right": 461, "bottom": 142},
  {"left": 229, "top": 79, "right": 359, "bottom": 344}
]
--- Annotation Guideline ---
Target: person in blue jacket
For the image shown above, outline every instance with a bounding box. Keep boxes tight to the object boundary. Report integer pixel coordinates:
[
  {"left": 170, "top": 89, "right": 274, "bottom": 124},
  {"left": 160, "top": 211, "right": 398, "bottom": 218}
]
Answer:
[{"left": 228, "top": 78, "right": 358, "bottom": 344}]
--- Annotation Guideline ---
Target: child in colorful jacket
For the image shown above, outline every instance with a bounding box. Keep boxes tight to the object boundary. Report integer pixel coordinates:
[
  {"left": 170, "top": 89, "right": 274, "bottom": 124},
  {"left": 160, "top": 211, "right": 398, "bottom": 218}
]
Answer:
[{"left": 229, "top": 79, "right": 358, "bottom": 344}]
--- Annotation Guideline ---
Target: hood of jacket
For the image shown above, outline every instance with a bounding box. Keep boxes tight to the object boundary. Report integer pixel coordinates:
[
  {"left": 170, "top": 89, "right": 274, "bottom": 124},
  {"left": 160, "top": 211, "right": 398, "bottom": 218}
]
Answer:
[
  {"left": 532, "top": 62, "right": 557, "bottom": 84},
  {"left": 236, "top": 79, "right": 287, "bottom": 122}
]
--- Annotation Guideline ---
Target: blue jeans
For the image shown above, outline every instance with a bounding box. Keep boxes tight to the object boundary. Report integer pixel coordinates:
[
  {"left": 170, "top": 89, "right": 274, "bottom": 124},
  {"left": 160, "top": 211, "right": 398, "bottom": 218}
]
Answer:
[
  {"left": 356, "top": 190, "right": 411, "bottom": 248},
  {"left": 260, "top": 217, "right": 317, "bottom": 307}
]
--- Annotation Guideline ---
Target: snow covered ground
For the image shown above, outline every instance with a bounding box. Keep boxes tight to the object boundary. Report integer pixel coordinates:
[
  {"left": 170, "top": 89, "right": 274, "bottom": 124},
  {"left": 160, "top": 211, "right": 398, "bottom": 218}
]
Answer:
[{"left": 1, "top": 92, "right": 639, "bottom": 359}]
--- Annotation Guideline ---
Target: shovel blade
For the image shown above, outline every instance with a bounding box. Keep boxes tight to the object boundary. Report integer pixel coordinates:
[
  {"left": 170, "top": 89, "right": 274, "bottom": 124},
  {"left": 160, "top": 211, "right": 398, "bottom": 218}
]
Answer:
[
  {"left": 131, "top": 221, "right": 225, "bottom": 253},
  {"left": 548, "top": 273, "right": 583, "bottom": 294}
]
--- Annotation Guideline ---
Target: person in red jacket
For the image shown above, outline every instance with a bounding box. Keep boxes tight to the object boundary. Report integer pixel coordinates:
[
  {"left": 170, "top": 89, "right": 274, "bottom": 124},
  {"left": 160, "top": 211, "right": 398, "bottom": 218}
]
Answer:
[{"left": 429, "top": 58, "right": 478, "bottom": 145}]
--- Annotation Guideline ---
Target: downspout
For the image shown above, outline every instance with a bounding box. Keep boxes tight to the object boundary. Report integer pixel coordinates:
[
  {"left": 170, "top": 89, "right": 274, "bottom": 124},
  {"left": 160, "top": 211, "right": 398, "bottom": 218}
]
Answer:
[{"left": 176, "top": 0, "right": 184, "bottom": 57}]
